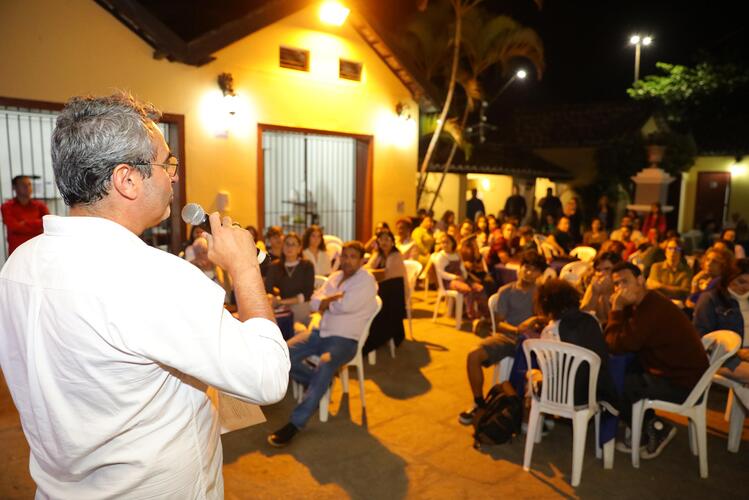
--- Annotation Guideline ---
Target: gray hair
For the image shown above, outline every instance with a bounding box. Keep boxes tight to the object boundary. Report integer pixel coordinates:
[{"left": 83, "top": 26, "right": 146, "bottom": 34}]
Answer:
[{"left": 51, "top": 92, "right": 162, "bottom": 206}]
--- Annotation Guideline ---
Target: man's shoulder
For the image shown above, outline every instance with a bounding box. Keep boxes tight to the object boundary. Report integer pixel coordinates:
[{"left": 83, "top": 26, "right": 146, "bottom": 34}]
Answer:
[{"left": 498, "top": 281, "right": 529, "bottom": 297}]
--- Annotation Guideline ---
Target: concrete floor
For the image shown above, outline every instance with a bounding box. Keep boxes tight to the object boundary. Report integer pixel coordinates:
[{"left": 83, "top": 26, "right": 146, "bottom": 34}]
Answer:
[{"left": 2, "top": 293, "right": 749, "bottom": 499}]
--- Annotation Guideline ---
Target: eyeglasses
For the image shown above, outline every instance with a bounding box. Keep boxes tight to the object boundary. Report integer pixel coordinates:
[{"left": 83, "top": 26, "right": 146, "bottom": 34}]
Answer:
[
  {"left": 132, "top": 156, "right": 179, "bottom": 177},
  {"left": 665, "top": 246, "right": 681, "bottom": 252}
]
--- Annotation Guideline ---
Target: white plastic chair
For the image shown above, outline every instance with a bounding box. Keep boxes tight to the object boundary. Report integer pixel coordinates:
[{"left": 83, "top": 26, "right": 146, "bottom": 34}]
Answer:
[
  {"left": 323, "top": 234, "right": 343, "bottom": 246},
  {"left": 541, "top": 266, "right": 557, "bottom": 282},
  {"left": 522, "top": 339, "right": 610, "bottom": 487},
  {"left": 326, "top": 242, "right": 342, "bottom": 272},
  {"left": 487, "top": 292, "right": 513, "bottom": 384},
  {"left": 403, "top": 260, "right": 423, "bottom": 339},
  {"left": 293, "top": 297, "right": 382, "bottom": 423},
  {"left": 314, "top": 275, "right": 328, "bottom": 290},
  {"left": 570, "top": 246, "right": 597, "bottom": 263},
  {"left": 559, "top": 260, "right": 591, "bottom": 287},
  {"left": 431, "top": 253, "right": 464, "bottom": 329},
  {"left": 713, "top": 373, "right": 749, "bottom": 453},
  {"left": 418, "top": 255, "right": 434, "bottom": 301},
  {"left": 630, "top": 330, "right": 741, "bottom": 478}
]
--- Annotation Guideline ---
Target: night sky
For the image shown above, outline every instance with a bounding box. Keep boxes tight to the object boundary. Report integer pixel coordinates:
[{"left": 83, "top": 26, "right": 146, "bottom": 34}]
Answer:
[{"left": 485, "top": 0, "right": 749, "bottom": 110}]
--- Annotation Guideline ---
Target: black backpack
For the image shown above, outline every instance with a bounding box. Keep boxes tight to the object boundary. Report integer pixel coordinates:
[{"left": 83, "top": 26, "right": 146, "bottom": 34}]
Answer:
[{"left": 472, "top": 381, "right": 523, "bottom": 448}]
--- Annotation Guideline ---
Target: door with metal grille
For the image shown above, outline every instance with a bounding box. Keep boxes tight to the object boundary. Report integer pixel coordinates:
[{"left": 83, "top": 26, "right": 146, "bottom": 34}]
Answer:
[
  {"left": 262, "top": 130, "right": 356, "bottom": 240},
  {"left": 0, "top": 104, "right": 180, "bottom": 265}
]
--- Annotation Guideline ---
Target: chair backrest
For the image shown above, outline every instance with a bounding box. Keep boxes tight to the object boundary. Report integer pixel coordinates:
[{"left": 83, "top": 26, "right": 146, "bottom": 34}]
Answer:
[
  {"left": 570, "top": 246, "right": 597, "bottom": 262},
  {"left": 488, "top": 292, "right": 499, "bottom": 334},
  {"left": 354, "top": 296, "right": 383, "bottom": 358},
  {"left": 682, "top": 330, "right": 742, "bottom": 407},
  {"left": 429, "top": 252, "right": 448, "bottom": 293},
  {"left": 324, "top": 234, "right": 343, "bottom": 246},
  {"left": 541, "top": 266, "right": 557, "bottom": 282},
  {"left": 326, "top": 241, "right": 343, "bottom": 269},
  {"left": 559, "top": 260, "right": 591, "bottom": 285},
  {"left": 403, "top": 259, "right": 423, "bottom": 294},
  {"left": 523, "top": 339, "right": 601, "bottom": 411},
  {"left": 314, "top": 274, "right": 328, "bottom": 289}
]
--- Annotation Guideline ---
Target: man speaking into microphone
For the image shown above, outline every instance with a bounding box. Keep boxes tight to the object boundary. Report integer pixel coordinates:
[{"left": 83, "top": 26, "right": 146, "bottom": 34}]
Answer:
[{"left": 0, "top": 92, "right": 290, "bottom": 499}]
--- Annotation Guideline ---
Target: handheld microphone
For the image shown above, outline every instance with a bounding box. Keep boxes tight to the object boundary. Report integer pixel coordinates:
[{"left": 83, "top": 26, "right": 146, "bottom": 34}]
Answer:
[{"left": 181, "top": 203, "right": 266, "bottom": 264}]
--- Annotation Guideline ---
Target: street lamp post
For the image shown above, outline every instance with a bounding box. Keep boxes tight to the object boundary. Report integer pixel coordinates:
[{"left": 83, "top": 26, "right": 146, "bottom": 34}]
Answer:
[{"left": 629, "top": 34, "right": 653, "bottom": 83}]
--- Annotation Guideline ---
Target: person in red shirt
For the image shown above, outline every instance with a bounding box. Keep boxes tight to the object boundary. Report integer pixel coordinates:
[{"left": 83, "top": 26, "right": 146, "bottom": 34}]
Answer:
[{"left": 2, "top": 175, "right": 50, "bottom": 255}]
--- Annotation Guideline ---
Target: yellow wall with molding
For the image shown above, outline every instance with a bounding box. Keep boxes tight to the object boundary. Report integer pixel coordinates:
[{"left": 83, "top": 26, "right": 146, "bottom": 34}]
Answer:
[
  {"left": 681, "top": 156, "right": 749, "bottom": 232},
  {"left": 0, "top": 0, "right": 418, "bottom": 234}
]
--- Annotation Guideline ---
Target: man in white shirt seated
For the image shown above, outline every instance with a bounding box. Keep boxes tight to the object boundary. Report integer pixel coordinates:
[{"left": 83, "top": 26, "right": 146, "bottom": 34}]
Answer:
[
  {"left": 610, "top": 215, "right": 643, "bottom": 243},
  {"left": 268, "top": 241, "right": 378, "bottom": 447},
  {"left": 0, "top": 93, "right": 290, "bottom": 499}
]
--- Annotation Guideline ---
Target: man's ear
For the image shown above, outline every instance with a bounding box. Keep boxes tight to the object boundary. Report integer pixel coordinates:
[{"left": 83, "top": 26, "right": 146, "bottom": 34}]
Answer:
[{"left": 111, "top": 164, "right": 140, "bottom": 201}]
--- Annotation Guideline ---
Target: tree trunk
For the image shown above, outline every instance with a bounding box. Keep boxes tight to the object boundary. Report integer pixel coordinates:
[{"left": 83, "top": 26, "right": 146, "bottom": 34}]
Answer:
[
  {"left": 416, "top": 0, "right": 462, "bottom": 207},
  {"left": 428, "top": 103, "right": 471, "bottom": 214}
]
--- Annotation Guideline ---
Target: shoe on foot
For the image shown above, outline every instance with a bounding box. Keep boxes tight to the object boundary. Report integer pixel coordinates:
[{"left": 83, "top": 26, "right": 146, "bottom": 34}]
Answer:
[
  {"left": 459, "top": 407, "right": 478, "bottom": 425},
  {"left": 641, "top": 419, "right": 677, "bottom": 459},
  {"left": 268, "top": 423, "right": 299, "bottom": 448},
  {"left": 615, "top": 427, "right": 646, "bottom": 454}
]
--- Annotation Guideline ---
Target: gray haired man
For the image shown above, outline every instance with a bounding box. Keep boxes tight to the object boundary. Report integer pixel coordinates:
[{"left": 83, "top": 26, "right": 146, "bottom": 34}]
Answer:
[{"left": 0, "top": 93, "right": 290, "bottom": 498}]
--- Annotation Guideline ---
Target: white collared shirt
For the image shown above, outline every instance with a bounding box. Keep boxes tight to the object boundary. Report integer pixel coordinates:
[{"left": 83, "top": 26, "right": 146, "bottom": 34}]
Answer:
[
  {"left": 0, "top": 215, "right": 290, "bottom": 499},
  {"left": 310, "top": 267, "right": 378, "bottom": 341}
]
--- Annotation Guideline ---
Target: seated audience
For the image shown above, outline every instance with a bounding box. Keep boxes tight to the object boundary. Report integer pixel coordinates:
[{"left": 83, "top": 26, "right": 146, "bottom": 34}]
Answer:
[
  {"left": 302, "top": 225, "right": 332, "bottom": 276},
  {"left": 536, "top": 279, "right": 619, "bottom": 408},
  {"left": 641, "top": 203, "right": 667, "bottom": 239},
  {"left": 487, "top": 214, "right": 499, "bottom": 233},
  {"left": 365, "top": 230, "right": 407, "bottom": 284},
  {"left": 459, "top": 234, "right": 496, "bottom": 296},
  {"left": 475, "top": 215, "right": 490, "bottom": 248},
  {"left": 364, "top": 221, "right": 390, "bottom": 254},
  {"left": 395, "top": 217, "right": 418, "bottom": 259},
  {"left": 693, "top": 258, "right": 749, "bottom": 383},
  {"left": 580, "top": 251, "right": 623, "bottom": 325},
  {"left": 189, "top": 237, "right": 232, "bottom": 304},
  {"left": 182, "top": 224, "right": 207, "bottom": 262},
  {"left": 610, "top": 216, "right": 643, "bottom": 243},
  {"left": 487, "top": 223, "right": 519, "bottom": 267},
  {"left": 722, "top": 227, "right": 746, "bottom": 259},
  {"left": 245, "top": 225, "right": 266, "bottom": 253},
  {"left": 583, "top": 217, "right": 608, "bottom": 249},
  {"left": 265, "top": 226, "right": 284, "bottom": 262},
  {"left": 687, "top": 246, "right": 734, "bottom": 308},
  {"left": 459, "top": 220, "right": 474, "bottom": 243},
  {"left": 434, "top": 234, "right": 488, "bottom": 321},
  {"left": 364, "top": 230, "right": 407, "bottom": 355},
  {"left": 618, "top": 225, "right": 637, "bottom": 261},
  {"left": 605, "top": 262, "right": 708, "bottom": 459},
  {"left": 517, "top": 226, "right": 536, "bottom": 253},
  {"left": 539, "top": 213, "right": 556, "bottom": 235},
  {"left": 646, "top": 237, "right": 692, "bottom": 300},
  {"left": 436, "top": 210, "right": 456, "bottom": 233},
  {"left": 546, "top": 216, "right": 575, "bottom": 256},
  {"left": 411, "top": 215, "right": 436, "bottom": 269},
  {"left": 268, "top": 242, "right": 378, "bottom": 447},
  {"left": 264, "top": 232, "right": 315, "bottom": 324},
  {"left": 564, "top": 199, "right": 583, "bottom": 244},
  {"left": 459, "top": 250, "right": 547, "bottom": 424}
]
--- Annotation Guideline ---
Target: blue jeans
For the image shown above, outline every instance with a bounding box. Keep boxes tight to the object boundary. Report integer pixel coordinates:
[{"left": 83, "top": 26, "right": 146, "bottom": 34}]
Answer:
[{"left": 289, "top": 329, "right": 358, "bottom": 428}]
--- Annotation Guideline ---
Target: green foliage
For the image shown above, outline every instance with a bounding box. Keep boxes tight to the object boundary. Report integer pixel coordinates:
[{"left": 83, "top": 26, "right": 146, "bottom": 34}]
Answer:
[{"left": 628, "top": 62, "right": 749, "bottom": 130}]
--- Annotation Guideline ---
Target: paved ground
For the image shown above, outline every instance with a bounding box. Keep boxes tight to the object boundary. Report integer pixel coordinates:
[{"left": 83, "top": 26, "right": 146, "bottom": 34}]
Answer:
[{"left": 2, "top": 292, "right": 749, "bottom": 499}]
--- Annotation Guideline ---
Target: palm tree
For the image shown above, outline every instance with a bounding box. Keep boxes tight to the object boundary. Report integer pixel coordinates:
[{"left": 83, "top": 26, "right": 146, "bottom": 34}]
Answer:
[{"left": 427, "top": 10, "right": 545, "bottom": 211}]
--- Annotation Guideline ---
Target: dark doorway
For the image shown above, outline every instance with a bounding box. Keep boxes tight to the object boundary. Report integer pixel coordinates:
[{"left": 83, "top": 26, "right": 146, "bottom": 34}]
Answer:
[{"left": 694, "top": 172, "right": 730, "bottom": 229}]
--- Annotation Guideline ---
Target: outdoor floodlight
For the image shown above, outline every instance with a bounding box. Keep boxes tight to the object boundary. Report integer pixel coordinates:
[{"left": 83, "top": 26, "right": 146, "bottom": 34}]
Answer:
[
  {"left": 320, "top": 1, "right": 350, "bottom": 26},
  {"left": 516, "top": 69, "right": 528, "bottom": 80}
]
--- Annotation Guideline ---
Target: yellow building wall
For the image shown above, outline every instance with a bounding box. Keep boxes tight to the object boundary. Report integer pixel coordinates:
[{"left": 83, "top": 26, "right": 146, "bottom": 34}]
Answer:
[
  {"left": 681, "top": 156, "right": 749, "bottom": 232},
  {"left": 533, "top": 147, "right": 598, "bottom": 186},
  {"left": 0, "top": 0, "right": 418, "bottom": 233}
]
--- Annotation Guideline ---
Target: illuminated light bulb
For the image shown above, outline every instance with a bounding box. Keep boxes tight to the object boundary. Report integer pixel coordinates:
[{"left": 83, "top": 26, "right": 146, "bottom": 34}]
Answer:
[{"left": 319, "top": 1, "right": 350, "bottom": 26}]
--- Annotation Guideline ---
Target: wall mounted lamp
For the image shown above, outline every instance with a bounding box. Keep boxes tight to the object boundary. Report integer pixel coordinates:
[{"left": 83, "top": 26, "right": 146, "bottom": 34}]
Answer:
[
  {"left": 395, "top": 101, "right": 412, "bottom": 121},
  {"left": 217, "top": 72, "right": 238, "bottom": 115}
]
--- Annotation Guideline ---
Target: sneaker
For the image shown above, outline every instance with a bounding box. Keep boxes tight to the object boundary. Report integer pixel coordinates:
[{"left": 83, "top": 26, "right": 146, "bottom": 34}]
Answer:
[
  {"left": 615, "top": 427, "right": 646, "bottom": 454},
  {"left": 459, "top": 407, "right": 478, "bottom": 425},
  {"left": 641, "top": 419, "right": 677, "bottom": 459},
  {"left": 267, "top": 423, "right": 299, "bottom": 448}
]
